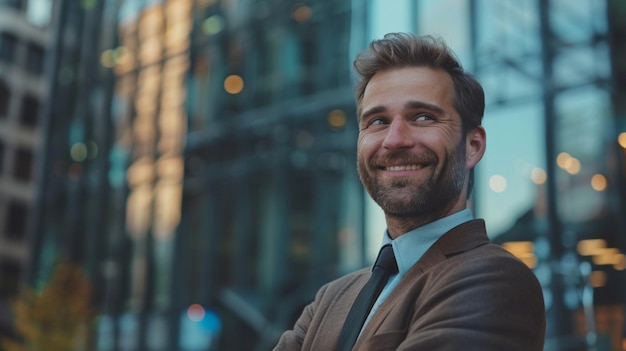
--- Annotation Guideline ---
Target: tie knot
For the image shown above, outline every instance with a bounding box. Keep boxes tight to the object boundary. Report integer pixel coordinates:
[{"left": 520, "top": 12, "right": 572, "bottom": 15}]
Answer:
[{"left": 373, "top": 244, "right": 398, "bottom": 275}]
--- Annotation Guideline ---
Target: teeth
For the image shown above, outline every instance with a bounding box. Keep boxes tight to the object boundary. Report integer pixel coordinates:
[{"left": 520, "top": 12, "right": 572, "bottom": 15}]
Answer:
[{"left": 386, "top": 165, "right": 422, "bottom": 171}]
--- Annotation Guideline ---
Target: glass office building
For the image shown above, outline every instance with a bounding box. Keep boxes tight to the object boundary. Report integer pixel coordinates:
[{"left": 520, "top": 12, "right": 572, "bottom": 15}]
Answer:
[
  {"left": 0, "top": 0, "right": 52, "bottom": 340},
  {"left": 12, "top": 0, "right": 626, "bottom": 350}
]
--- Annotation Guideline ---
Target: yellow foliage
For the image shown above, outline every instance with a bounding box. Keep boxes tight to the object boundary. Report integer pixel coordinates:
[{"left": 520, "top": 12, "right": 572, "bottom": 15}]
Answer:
[{"left": 1, "top": 262, "right": 97, "bottom": 351}]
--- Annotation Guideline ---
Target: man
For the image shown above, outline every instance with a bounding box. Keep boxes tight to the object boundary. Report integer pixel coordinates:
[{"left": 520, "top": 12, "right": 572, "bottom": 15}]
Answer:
[{"left": 274, "top": 33, "right": 546, "bottom": 351}]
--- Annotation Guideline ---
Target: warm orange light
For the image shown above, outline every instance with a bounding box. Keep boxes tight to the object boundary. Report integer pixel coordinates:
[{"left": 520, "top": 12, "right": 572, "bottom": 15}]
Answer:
[
  {"left": 139, "top": 38, "right": 162, "bottom": 66},
  {"left": 614, "top": 253, "right": 626, "bottom": 271},
  {"left": 163, "top": 55, "right": 190, "bottom": 79},
  {"left": 618, "top": 132, "right": 626, "bottom": 149},
  {"left": 165, "top": 0, "right": 192, "bottom": 20},
  {"left": 224, "top": 75, "right": 244, "bottom": 94},
  {"left": 133, "top": 115, "right": 156, "bottom": 147},
  {"left": 556, "top": 152, "right": 582, "bottom": 174},
  {"left": 139, "top": 6, "right": 163, "bottom": 40},
  {"left": 589, "top": 270, "right": 606, "bottom": 287},
  {"left": 502, "top": 241, "right": 534, "bottom": 256},
  {"left": 165, "top": 19, "right": 191, "bottom": 55},
  {"left": 292, "top": 4, "right": 312, "bottom": 23},
  {"left": 530, "top": 168, "right": 547, "bottom": 185},
  {"left": 577, "top": 239, "right": 607, "bottom": 256},
  {"left": 126, "top": 185, "right": 153, "bottom": 239},
  {"left": 153, "top": 181, "right": 182, "bottom": 239},
  {"left": 126, "top": 157, "right": 155, "bottom": 187},
  {"left": 501, "top": 241, "right": 536, "bottom": 268},
  {"left": 556, "top": 152, "right": 571, "bottom": 169},
  {"left": 327, "top": 109, "right": 346, "bottom": 129},
  {"left": 159, "top": 109, "right": 185, "bottom": 135},
  {"left": 565, "top": 158, "right": 581, "bottom": 175},
  {"left": 590, "top": 173, "right": 607, "bottom": 191},
  {"left": 156, "top": 156, "right": 184, "bottom": 181},
  {"left": 592, "top": 248, "right": 621, "bottom": 265},
  {"left": 161, "top": 85, "right": 186, "bottom": 107},
  {"left": 158, "top": 110, "right": 186, "bottom": 153}
]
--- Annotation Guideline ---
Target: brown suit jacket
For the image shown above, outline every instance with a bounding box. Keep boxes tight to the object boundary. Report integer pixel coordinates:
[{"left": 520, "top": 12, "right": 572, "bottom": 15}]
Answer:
[{"left": 273, "top": 219, "right": 546, "bottom": 350}]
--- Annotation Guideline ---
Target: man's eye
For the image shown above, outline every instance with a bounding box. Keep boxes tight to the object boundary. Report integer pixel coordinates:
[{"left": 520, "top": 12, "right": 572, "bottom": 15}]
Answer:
[
  {"left": 370, "top": 118, "right": 388, "bottom": 125},
  {"left": 415, "top": 114, "right": 434, "bottom": 121}
]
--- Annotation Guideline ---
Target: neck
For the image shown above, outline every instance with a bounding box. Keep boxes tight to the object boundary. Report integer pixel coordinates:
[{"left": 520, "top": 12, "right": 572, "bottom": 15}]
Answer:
[{"left": 385, "top": 203, "right": 467, "bottom": 239}]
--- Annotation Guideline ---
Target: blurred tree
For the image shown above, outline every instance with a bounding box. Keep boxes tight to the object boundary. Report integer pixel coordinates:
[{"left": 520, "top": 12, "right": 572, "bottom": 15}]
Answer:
[{"left": 1, "top": 262, "right": 96, "bottom": 351}]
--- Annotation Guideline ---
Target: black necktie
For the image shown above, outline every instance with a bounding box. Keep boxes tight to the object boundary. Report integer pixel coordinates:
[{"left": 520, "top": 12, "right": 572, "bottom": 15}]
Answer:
[{"left": 337, "top": 244, "right": 398, "bottom": 351}]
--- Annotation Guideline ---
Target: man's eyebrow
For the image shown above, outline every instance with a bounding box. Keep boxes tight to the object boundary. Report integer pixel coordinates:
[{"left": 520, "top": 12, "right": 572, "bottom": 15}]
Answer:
[
  {"left": 360, "top": 101, "right": 445, "bottom": 121},
  {"left": 359, "top": 106, "right": 387, "bottom": 121},
  {"left": 404, "top": 100, "right": 445, "bottom": 114}
]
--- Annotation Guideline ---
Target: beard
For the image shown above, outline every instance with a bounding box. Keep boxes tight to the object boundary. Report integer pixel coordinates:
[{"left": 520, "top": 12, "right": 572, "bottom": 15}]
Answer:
[{"left": 358, "top": 138, "right": 467, "bottom": 219}]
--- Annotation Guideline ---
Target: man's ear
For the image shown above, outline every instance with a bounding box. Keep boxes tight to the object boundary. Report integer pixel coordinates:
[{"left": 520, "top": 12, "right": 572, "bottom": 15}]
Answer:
[{"left": 466, "top": 125, "right": 486, "bottom": 169}]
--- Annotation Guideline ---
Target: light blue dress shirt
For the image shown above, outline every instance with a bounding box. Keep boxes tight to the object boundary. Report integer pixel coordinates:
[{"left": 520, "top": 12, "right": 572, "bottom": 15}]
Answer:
[{"left": 360, "top": 208, "right": 475, "bottom": 332}]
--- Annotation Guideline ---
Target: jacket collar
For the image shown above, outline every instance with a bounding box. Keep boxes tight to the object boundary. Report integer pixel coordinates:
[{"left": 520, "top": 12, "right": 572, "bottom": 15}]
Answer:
[
  {"left": 355, "top": 219, "right": 490, "bottom": 347},
  {"left": 411, "top": 219, "right": 489, "bottom": 274}
]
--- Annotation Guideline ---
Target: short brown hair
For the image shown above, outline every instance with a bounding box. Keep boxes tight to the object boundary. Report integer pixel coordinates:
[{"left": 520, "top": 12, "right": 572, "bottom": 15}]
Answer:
[{"left": 353, "top": 33, "right": 484, "bottom": 133}]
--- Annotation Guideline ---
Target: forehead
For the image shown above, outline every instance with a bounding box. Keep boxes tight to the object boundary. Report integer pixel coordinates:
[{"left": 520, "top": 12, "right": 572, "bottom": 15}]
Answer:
[{"left": 360, "top": 66, "right": 455, "bottom": 115}]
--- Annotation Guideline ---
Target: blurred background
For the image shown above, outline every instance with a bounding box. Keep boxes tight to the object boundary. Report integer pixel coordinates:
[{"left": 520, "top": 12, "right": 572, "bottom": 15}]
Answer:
[{"left": 0, "top": 0, "right": 625, "bottom": 350}]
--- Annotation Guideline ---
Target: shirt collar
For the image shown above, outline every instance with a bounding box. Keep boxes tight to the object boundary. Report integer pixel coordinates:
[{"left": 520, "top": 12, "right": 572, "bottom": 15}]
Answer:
[{"left": 381, "top": 209, "right": 474, "bottom": 277}]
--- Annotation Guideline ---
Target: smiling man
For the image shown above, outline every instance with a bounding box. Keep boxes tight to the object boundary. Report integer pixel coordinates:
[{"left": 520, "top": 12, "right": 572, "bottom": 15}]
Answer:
[{"left": 274, "top": 33, "right": 546, "bottom": 351}]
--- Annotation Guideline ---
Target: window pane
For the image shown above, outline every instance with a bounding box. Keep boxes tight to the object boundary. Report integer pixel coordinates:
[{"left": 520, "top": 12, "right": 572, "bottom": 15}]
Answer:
[
  {"left": 6, "top": 200, "right": 29, "bottom": 241},
  {"left": 0, "top": 32, "right": 18, "bottom": 64},
  {"left": 0, "top": 258, "right": 21, "bottom": 297},
  {"left": 0, "top": 81, "right": 10, "bottom": 116},
  {"left": 25, "top": 42, "right": 45, "bottom": 75},
  {"left": 13, "top": 148, "right": 34, "bottom": 182},
  {"left": 20, "top": 94, "right": 40, "bottom": 127}
]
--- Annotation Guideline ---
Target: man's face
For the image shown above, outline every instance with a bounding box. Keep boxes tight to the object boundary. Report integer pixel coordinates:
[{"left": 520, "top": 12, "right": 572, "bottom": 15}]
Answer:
[{"left": 357, "top": 66, "right": 471, "bottom": 222}]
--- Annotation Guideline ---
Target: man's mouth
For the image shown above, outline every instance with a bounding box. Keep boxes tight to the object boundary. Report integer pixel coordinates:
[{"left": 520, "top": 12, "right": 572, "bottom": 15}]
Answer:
[{"left": 383, "top": 164, "right": 425, "bottom": 171}]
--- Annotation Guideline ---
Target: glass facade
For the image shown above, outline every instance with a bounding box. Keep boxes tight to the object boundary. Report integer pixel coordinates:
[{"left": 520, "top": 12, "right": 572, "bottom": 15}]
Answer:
[
  {"left": 1, "top": 0, "right": 623, "bottom": 350},
  {"left": 0, "top": 0, "right": 52, "bottom": 341},
  {"left": 470, "top": 1, "right": 625, "bottom": 349},
  {"left": 181, "top": 1, "right": 362, "bottom": 349}
]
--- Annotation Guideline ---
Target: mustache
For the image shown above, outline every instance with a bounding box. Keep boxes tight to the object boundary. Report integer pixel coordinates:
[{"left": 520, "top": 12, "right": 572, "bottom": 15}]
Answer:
[{"left": 373, "top": 150, "right": 438, "bottom": 166}]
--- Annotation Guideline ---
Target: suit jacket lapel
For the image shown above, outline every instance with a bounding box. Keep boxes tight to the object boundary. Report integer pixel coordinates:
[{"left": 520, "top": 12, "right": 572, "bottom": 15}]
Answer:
[{"left": 355, "top": 219, "right": 490, "bottom": 345}]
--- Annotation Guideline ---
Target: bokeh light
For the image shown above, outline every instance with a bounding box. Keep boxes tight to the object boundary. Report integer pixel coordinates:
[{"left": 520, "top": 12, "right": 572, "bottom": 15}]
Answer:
[
  {"left": 589, "top": 271, "right": 606, "bottom": 288},
  {"left": 70, "top": 143, "right": 88, "bottom": 162},
  {"left": 224, "top": 75, "right": 244, "bottom": 94},
  {"left": 292, "top": 4, "right": 312, "bottom": 23},
  {"left": 489, "top": 174, "right": 507, "bottom": 193},
  {"left": 590, "top": 173, "right": 607, "bottom": 191},
  {"left": 565, "top": 158, "right": 581, "bottom": 175},
  {"left": 327, "top": 109, "right": 346, "bottom": 129},
  {"left": 556, "top": 152, "right": 581, "bottom": 175},
  {"left": 614, "top": 253, "right": 626, "bottom": 271},
  {"left": 187, "top": 304, "right": 205, "bottom": 322},
  {"left": 556, "top": 152, "right": 571, "bottom": 169},
  {"left": 100, "top": 49, "right": 115, "bottom": 68},
  {"left": 202, "top": 15, "right": 225, "bottom": 35},
  {"left": 618, "top": 132, "right": 626, "bottom": 149},
  {"left": 530, "top": 168, "right": 547, "bottom": 185},
  {"left": 577, "top": 239, "right": 608, "bottom": 257}
]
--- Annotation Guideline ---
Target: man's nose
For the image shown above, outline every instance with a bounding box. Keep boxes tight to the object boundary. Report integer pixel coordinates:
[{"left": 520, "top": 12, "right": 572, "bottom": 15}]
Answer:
[{"left": 382, "top": 119, "right": 414, "bottom": 149}]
